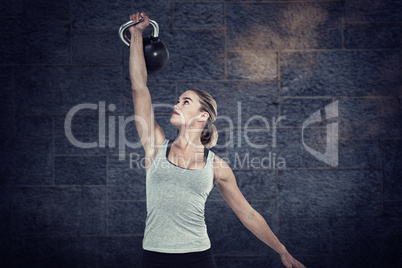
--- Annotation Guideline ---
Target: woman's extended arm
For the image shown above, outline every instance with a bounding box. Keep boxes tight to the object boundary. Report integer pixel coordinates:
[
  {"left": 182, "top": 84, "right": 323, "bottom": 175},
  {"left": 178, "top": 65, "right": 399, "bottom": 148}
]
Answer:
[
  {"left": 213, "top": 155, "right": 306, "bottom": 268},
  {"left": 129, "top": 12, "right": 165, "bottom": 155}
]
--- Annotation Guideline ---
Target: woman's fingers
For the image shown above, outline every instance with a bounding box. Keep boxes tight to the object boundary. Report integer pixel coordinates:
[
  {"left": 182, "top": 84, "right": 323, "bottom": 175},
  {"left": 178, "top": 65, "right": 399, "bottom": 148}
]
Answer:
[
  {"left": 128, "top": 11, "right": 149, "bottom": 35},
  {"left": 129, "top": 12, "right": 140, "bottom": 22},
  {"left": 141, "top": 11, "right": 147, "bottom": 20},
  {"left": 129, "top": 11, "right": 148, "bottom": 23}
]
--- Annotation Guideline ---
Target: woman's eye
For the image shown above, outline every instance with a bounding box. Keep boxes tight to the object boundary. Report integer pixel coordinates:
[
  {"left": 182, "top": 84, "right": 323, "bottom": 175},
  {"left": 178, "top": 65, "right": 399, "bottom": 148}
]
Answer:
[{"left": 184, "top": 100, "right": 189, "bottom": 104}]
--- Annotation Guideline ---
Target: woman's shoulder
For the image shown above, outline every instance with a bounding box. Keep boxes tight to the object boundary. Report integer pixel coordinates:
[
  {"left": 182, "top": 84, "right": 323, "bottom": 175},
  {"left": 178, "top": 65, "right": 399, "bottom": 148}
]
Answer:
[
  {"left": 212, "top": 153, "right": 234, "bottom": 185},
  {"left": 212, "top": 153, "right": 232, "bottom": 172}
]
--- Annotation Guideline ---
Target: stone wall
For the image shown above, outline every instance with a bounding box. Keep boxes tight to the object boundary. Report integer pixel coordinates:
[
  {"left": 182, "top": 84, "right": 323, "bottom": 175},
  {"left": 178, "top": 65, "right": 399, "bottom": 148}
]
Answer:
[{"left": 0, "top": 0, "right": 401, "bottom": 267}]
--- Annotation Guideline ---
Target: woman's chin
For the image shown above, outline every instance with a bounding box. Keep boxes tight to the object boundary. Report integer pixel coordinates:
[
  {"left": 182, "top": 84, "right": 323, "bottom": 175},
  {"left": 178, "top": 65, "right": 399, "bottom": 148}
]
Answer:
[{"left": 169, "top": 117, "right": 180, "bottom": 127}]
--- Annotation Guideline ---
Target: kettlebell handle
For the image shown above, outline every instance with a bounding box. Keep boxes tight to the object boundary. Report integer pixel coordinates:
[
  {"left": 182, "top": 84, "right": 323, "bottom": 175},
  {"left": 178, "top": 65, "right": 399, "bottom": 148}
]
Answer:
[{"left": 118, "top": 18, "right": 160, "bottom": 46}]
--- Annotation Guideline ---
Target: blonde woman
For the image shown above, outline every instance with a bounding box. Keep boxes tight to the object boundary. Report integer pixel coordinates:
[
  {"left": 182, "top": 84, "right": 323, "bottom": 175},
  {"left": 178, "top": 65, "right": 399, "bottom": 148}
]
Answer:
[{"left": 129, "top": 11, "right": 306, "bottom": 268}]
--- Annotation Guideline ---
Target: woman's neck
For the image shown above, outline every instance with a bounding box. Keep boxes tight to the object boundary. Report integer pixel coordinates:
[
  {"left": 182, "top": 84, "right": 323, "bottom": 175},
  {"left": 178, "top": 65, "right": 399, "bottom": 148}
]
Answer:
[{"left": 174, "top": 129, "right": 204, "bottom": 151}]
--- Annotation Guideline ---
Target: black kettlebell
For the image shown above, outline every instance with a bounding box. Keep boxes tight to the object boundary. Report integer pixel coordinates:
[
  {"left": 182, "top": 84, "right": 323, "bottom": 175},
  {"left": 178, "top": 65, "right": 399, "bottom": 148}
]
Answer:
[{"left": 119, "top": 18, "right": 169, "bottom": 75}]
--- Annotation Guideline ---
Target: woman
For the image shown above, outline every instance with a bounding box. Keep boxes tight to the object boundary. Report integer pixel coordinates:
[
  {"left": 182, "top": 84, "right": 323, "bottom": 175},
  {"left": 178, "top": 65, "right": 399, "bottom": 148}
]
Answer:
[{"left": 129, "top": 11, "right": 306, "bottom": 268}]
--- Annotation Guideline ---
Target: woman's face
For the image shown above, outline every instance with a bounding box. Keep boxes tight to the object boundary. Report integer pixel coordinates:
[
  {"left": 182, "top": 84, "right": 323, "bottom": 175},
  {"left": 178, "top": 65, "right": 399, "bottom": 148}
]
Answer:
[{"left": 170, "top": 90, "right": 208, "bottom": 128}]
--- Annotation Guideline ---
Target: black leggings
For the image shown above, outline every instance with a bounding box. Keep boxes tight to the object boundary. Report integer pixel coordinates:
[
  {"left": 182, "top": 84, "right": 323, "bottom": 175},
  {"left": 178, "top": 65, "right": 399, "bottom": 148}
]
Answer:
[{"left": 139, "top": 248, "right": 217, "bottom": 268}]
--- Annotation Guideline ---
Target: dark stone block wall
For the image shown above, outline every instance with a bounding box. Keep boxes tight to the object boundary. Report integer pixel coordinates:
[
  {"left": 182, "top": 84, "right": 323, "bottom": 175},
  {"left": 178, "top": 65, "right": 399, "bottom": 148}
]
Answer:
[{"left": 1, "top": 0, "right": 401, "bottom": 267}]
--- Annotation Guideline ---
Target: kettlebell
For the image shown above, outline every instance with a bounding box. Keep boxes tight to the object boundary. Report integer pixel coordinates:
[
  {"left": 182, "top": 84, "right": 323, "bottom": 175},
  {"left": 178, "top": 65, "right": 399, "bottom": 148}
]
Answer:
[{"left": 119, "top": 18, "right": 169, "bottom": 75}]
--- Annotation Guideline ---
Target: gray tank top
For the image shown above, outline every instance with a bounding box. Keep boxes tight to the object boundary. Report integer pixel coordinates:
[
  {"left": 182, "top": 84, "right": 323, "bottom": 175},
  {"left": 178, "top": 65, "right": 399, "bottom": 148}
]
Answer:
[{"left": 143, "top": 139, "right": 215, "bottom": 253}]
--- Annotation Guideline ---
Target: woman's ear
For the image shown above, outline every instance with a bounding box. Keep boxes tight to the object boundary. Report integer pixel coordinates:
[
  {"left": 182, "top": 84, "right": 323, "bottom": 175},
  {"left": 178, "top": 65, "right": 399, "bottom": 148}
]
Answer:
[{"left": 199, "top": 112, "right": 209, "bottom": 122}]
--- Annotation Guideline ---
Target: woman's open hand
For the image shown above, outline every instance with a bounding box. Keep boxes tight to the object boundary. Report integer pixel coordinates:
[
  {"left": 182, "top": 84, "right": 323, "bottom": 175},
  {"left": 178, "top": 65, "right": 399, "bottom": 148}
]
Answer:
[
  {"left": 129, "top": 11, "right": 149, "bottom": 34},
  {"left": 280, "top": 250, "right": 306, "bottom": 268}
]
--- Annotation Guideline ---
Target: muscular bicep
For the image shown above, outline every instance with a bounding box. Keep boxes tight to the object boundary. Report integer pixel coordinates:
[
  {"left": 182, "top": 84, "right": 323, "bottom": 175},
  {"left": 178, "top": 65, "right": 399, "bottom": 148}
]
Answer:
[{"left": 132, "top": 89, "right": 165, "bottom": 153}]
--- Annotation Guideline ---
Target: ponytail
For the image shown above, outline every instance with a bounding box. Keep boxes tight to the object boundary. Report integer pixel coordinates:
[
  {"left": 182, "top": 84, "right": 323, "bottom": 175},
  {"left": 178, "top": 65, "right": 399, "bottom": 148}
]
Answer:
[{"left": 201, "top": 120, "right": 218, "bottom": 149}]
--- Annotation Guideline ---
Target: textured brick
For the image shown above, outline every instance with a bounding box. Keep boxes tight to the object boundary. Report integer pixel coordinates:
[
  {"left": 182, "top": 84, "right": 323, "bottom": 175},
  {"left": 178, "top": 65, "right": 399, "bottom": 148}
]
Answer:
[
  {"left": 54, "top": 156, "right": 107, "bottom": 185},
  {"left": 0, "top": 188, "right": 10, "bottom": 242},
  {"left": 55, "top": 112, "right": 176, "bottom": 157},
  {"left": 228, "top": 129, "right": 278, "bottom": 168},
  {"left": 278, "top": 170, "right": 382, "bottom": 219},
  {"left": 382, "top": 140, "right": 402, "bottom": 200},
  {"left": 0, "top": 209, "right": 10, "bottom": 235},
  {"left": 279, "top": 98, "right": 381, "bottom": 167},
  {"left": 11, "top": 186, "right": 106, "bottom": 235},
  {"left": 278, "top": 220, "right": 329, "bottom": 254},
  {"left": 0, "top": 0, "right": 401, "bottom": 266},
  {"left": 235, "top": 170, "right": 276, "bottom": 200},
  {"left": 215, "top": 257, "right": 276, "bottom": 268},
  {"left": 0, "top": 187, "right": 11, "bottom": 210},
  {"left": 0, "top": 19, "right": 23, "bottom": 63},
  {"left": 2, "top": 258, "right": 60, "bottom": 267},
  {"left": 8, "top": 236, "right": 59, "bottom": 264},
  {"left": 71, "top": 0, "right": 172, "bottom": 29},
  {"left": 229, "top": 128, "right": 332, "bottom": 169},
  {"left": 137, "top": 30, "right": 225, "bottom": 80},
  {"left": 4, "top": 235, "right": 143, "bottom": 267},
  {"left": 281, "top": 51, "right": 400, "bottom": 96},
  {"left": 345, "top": 0, "right": 402, "bottom": 22},
  {"left": 0, "top": 236, "right": 10, "bottom": 263},
  {"left": 108, "top": 201, "right": 146, "bottom": 234},
  {"left": 0, "top": 0, "right": 23, "bottom": 16},
  {"left": 280, "top": 98, "right": 333, "bottom": 127},
  {"left": 228, "top": 52, "right": 277, "bottom": 81},
  {"left": 24, "top": 0, "right": 69, "bottom": 18},
  {"left": 72, "top": 30, "right": 123, "bottom": 64},
  {"left": 15, "top": 65, "right": 125, "bottom": 116},
  {"left": 227, "top": 2, "right": 342, "bottom": 50},
  {"left": 345, "top": 23, "right": 401, "bottom": 49},
  {"left": 332, "top": 219, "right": 402, "bottom": 267},
  {"left": 206, "top": 200, "right": 276, "bottom": 255},
  {"left": 15, "top": 115, "right": 52, "bottom": 138},
  {"left": 338, "top": 97, "right": 402, "bottom": 139},
  {"left": 0, "top": 66, "right": 14, "bottom": 138},
  {"left": 337, "top": 139, "right": 380, "bottom": 168},
  {"left": 174, "top": 3, "right": 224, "bottom": 29},
  {"left": 178, "top": 81, "right": 279, "bottom": 130},
  {"left": 384, "top": 201, "right": 402, "bottom": 217},
  {"left": 25, "top": 19, "right": 70, "bottom": 64},
  {"left": 0, "top": 138, "right": 52, "bottom": 186},
  {"left": 0, "top": 185, "right": 9, "bottom": 244},
  {"left": 56, "top": 236, "right": 143, "bottom": 268},
  {"left": 108, "top": 155, "right": 146, "bottom": 201},
  {"left": 54, "top": 114, "right": 120, "bottom": 156}
]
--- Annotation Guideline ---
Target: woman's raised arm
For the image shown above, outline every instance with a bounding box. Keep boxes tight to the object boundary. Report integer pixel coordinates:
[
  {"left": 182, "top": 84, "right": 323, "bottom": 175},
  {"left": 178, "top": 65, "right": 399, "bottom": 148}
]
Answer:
[{"left": 129, "top": 11, "right": 165, "bottom": 155}]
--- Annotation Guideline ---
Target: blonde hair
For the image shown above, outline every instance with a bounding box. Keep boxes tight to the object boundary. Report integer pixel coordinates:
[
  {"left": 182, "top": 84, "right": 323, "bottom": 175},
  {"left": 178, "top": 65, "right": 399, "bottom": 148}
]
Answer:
[{"left": 188, "top": 88, "right": 218, "bottom": 149}]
